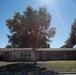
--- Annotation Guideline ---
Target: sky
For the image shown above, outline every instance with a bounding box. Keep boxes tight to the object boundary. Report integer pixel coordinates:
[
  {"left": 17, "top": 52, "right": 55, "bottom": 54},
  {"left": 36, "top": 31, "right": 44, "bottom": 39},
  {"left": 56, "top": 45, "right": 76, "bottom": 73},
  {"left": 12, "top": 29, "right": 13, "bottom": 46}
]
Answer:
[{"left": 0, "top": 0, "right": 76, "bottom": 48}]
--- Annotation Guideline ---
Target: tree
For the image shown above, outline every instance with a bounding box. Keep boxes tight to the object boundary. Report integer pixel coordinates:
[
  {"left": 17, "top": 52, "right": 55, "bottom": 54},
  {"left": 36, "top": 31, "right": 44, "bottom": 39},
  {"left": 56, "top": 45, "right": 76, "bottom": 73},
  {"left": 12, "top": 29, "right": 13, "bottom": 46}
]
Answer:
[
  {"left": 6, "top": 6, "right": 56, "bottom": 73},
  {"left": 6, "top": 44, "right": 12, "bottom": 48},
  {"left": 61, "top": 38, "right": 72, "bottom": 48},
  {"left": 61, "top": 19, "right": 76, "bottom": 48}
]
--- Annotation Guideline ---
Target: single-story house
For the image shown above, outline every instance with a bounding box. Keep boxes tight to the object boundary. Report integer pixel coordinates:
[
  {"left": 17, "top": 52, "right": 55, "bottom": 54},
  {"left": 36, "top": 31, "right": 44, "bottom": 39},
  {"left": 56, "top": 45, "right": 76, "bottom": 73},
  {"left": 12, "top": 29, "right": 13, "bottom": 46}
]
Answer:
[{"left": 0, "top": 48, "right": 76, "bottom": 61}]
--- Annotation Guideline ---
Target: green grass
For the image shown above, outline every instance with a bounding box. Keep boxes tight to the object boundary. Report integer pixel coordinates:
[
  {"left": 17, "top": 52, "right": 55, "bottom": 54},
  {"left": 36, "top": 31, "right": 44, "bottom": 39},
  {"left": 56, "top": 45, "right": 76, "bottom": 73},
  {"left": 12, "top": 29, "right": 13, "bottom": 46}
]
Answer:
[{"left": 37, "top": 60, "right": 76, "bottom": 72}]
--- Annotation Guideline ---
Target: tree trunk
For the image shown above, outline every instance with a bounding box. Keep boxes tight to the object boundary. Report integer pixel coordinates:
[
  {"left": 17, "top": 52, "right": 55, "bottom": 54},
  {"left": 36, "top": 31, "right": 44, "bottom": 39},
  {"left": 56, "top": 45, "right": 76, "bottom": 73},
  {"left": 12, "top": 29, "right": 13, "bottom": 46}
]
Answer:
[
  {"left": 33, "top": 48, "right": 37, "bottom": 75},
  {"left": 33, "top": 48, "right": 37, "bottom": 67}
]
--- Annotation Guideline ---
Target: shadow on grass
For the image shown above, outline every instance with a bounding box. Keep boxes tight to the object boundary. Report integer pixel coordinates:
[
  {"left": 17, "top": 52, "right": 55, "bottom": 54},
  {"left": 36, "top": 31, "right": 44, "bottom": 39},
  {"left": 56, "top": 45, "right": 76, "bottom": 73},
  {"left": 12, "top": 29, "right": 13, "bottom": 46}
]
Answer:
[{"left": 0, "top": 63, "right": 59, "bottom": 75}]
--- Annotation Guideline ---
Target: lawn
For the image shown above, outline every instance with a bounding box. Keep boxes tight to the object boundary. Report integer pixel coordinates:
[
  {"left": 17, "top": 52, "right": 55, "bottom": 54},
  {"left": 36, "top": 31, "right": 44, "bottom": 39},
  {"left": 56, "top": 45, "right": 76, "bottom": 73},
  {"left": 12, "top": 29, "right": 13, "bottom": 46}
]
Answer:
[
  {"left": 37, "top": 60, "right": 76, "bottom": 72},
  {"left": 0, "top": 60, "right": 76, "bottom": 73}
]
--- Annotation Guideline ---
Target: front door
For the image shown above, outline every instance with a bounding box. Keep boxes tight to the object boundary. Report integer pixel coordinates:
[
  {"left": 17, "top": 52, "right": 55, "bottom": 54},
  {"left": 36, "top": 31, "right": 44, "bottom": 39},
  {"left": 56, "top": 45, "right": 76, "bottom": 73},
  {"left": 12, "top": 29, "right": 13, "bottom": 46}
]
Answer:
[
  {"left": 64, "top": 54, "right": 68, "bottom": 59},
  {"left": 43, "top": 52, "right": 46, "bottom": 60}
]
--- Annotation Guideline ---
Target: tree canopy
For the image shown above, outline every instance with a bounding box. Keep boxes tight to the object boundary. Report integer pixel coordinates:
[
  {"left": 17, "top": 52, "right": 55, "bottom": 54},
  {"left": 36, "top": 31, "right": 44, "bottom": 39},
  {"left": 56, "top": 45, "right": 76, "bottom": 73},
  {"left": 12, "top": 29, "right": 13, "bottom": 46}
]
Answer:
[
  {"left": 61, "top": 19, "right": 76, "bottom": 48},
  {"left": 6, "top": 6, "right": 55, "bottom": 48}
]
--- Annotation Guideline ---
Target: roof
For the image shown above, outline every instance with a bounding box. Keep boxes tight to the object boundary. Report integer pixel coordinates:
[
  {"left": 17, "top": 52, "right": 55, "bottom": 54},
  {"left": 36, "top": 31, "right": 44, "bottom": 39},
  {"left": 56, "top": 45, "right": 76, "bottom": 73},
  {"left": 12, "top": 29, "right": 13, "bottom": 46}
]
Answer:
[
  {"left": 37, "top": 48, "right": 76, "bottom": 51},
  {"left": 0, "top": 48, "right": 32, "bottom": 52},
  {"left": 0, "top": 48, "right": 76, "bottom": 52}
]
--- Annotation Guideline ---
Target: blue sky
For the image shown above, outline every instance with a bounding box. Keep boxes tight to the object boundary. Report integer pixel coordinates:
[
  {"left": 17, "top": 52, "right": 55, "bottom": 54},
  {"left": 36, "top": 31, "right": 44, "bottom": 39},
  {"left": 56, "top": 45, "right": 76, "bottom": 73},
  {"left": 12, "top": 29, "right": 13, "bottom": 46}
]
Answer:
[{"left": 0, "top": 0, "right": 76, "bottom": 48}]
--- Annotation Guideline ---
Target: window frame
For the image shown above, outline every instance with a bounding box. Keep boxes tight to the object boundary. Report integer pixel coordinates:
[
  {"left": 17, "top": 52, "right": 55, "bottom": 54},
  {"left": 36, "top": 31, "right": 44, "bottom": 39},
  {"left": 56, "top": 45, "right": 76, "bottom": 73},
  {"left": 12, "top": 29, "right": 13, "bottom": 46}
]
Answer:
[
  {"left": 20, "top": 51, "right": 31, "bottom": 58},
  {"left": 53, "top": 52, "right": 58, "bottom": 57},
  {"left": 10, "top": 51, "right": 16, "bottom": 58}
]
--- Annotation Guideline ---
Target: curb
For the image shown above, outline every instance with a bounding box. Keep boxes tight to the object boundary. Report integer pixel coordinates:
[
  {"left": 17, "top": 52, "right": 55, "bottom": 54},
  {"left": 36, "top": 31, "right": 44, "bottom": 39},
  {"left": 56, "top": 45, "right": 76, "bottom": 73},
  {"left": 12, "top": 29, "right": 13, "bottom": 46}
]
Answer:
[{"left": 58, "top": 72, "right": 76, "bottom": 74}]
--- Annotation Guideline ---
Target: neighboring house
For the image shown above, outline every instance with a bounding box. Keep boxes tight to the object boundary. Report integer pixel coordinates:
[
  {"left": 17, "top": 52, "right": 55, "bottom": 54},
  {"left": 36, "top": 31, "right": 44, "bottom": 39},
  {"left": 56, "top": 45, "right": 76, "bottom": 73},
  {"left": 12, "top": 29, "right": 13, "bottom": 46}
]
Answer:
[{"left": 0, "top": 48, "right": 76, "bottom": 61}]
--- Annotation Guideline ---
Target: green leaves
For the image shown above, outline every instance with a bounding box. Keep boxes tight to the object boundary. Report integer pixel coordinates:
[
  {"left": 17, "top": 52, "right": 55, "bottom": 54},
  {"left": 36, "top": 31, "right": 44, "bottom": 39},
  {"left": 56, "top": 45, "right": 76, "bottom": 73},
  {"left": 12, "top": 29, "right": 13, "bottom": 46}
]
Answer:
[
  {"left": 6, "top": 6, "right": 55, "bottom": 48},
  {"left": 61, "top": 19, "right": 76, "bottom": 48}
]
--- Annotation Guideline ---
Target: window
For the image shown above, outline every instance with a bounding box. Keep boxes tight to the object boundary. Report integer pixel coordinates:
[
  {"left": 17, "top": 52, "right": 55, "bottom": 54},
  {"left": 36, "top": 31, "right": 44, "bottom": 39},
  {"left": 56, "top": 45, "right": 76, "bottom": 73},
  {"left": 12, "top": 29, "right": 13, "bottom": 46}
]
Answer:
[
  {"left": 10, "top": 52, "right": 16, "bottom": 58},
  {"left": 20, "top": 51, "right": 31, "bottom": 58},
  {"left": 21, "top": 52, "right": 27, "bottom": 58},
  {"left": 43, "top": 52, "right": 46, "bottom": 55},
  {"left": 27, "top": 51, "right": 31, "bottom": 58},
  {"left": 53, "top": 52, "right": 58, "bottom": 57}
]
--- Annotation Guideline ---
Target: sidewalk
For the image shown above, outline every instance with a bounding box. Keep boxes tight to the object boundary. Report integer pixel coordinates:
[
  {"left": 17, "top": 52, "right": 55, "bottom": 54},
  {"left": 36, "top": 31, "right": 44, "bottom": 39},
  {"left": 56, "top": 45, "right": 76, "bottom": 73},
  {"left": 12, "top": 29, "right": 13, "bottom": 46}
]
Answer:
[{"left": 58, "top": 72, "right": 76, "bottom": 75}]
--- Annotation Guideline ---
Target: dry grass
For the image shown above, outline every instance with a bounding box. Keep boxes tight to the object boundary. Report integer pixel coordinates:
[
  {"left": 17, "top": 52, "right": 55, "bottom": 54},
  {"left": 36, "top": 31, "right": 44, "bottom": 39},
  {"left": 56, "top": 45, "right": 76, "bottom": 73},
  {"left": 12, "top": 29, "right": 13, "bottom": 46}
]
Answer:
[{"left": 0, "top": 62, "right": 34, "bottom": 66}]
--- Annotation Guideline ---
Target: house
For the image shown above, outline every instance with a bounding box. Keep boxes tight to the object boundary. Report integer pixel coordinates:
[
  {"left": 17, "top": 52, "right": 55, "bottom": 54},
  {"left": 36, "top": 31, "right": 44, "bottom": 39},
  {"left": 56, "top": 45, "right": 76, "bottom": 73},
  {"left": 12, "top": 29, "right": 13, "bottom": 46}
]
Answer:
[{"left": 0, "top": 48, "right": 76, "bottom": 61}]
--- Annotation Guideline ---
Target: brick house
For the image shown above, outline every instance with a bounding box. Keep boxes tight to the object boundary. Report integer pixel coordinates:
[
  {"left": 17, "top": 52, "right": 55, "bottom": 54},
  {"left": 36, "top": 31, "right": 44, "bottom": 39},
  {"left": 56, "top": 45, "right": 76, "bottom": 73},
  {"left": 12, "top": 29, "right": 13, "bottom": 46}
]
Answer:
[{"left": 0, "top": 48, "right": 76, "bottom": 61}]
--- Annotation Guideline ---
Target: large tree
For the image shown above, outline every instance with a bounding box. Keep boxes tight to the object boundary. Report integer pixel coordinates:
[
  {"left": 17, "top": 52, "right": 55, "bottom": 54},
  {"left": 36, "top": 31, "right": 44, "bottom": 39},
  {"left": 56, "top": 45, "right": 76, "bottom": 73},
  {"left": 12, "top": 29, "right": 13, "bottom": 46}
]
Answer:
[
  {"left": 61, "top": 19, "right": 76, "bottom": 48},
  {"left": 6, "top": 6, "right": 55, "bottom": 72},
  {"left": 6, "top": 6, "right": 55, "bottom": 48}
]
